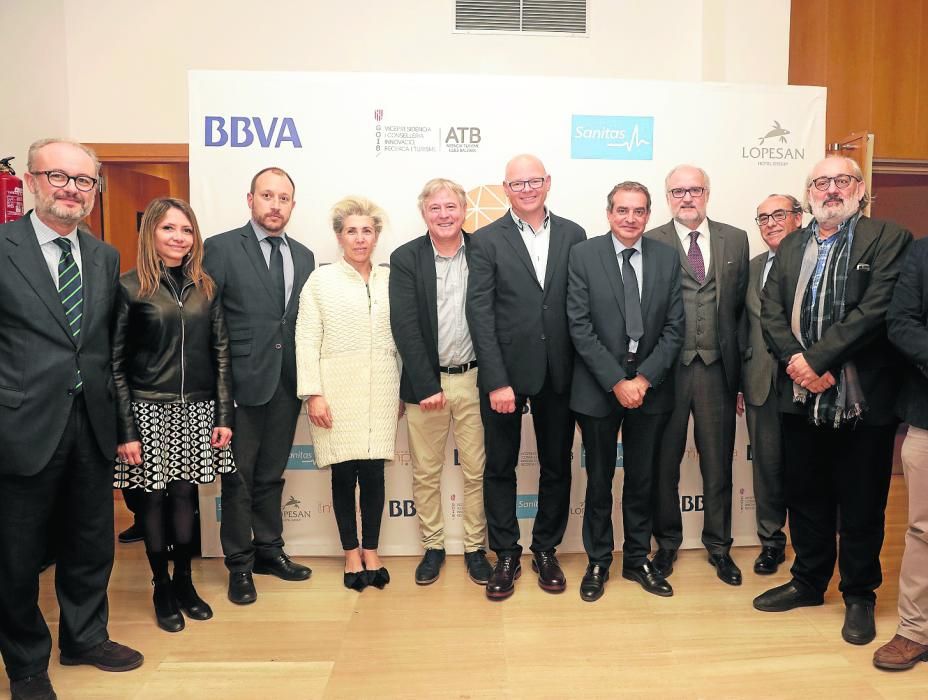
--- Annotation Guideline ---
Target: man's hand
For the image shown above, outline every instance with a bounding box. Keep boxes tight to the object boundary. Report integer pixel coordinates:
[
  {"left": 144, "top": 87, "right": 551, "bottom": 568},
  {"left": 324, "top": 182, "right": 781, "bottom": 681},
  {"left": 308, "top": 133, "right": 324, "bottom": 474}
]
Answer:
[
  {"left": 613, "top": 376, "right": 649, "bottom": 409},
  {"left": 787, "top": 353, "right": 821, "bottom": 387},
  {"left": 419, "top": 391, "right": 447, "bottom": 412},
  {"left": 489, "top": 386, "right": 517, "bottom": 414},
  {"left": 308, "top": 395, "right": 333, "bottom": 429},
  {"left": 736, "top": 392, "right": 745, "bottom": 417},
  {"left": 806, "top": 371, "right": 837, "bottom": 394}
]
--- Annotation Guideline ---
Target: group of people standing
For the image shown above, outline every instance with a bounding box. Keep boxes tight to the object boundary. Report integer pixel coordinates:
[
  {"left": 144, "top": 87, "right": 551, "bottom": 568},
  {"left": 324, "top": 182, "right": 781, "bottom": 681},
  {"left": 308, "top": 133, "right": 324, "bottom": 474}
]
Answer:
[{"left": 1, "top": 138, "right": 927, "bottom": 700}]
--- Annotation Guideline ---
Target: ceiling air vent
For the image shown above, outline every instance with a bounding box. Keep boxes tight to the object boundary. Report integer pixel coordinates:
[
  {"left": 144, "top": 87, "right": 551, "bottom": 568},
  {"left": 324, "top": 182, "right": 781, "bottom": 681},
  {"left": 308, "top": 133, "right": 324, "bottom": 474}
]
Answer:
[{"left": 455, "top": 0, "right": 587, "bottom": 36}]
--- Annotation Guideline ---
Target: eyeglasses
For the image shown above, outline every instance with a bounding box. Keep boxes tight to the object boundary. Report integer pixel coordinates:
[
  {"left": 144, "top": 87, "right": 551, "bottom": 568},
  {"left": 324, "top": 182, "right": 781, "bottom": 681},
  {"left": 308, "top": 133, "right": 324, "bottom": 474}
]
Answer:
[
  {"left": 755, "top": 208, "right": 801, "bottom": 226},
  {"left": 810, "top": 174, "right": 860, "bottom": 191},
  {"left": 668, "top": 187, "right": 706, "bottom": 199},
  {"left": 506, "top": 177, "right": 547, "bottom": 192},
  {"left": 30, "top": 170, "right": 98, "bottom": 192}
]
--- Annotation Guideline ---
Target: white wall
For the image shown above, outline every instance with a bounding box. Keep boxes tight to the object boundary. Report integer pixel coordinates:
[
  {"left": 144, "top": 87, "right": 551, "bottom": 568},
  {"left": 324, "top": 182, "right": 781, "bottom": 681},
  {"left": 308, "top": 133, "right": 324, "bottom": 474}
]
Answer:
[{"left": 2, "top": 0, "right": 790, "bottom": 209}]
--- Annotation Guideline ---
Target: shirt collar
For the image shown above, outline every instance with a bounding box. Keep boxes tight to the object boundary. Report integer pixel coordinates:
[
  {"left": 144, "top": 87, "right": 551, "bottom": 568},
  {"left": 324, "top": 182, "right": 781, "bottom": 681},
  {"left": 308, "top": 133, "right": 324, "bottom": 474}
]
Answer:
[
  {"left": 611, "top": 233, "right": 643, "bottom": 257},
  {"left": 430, "top": 235, "right": 465, "bottom": 261},
  {"left": 31, "top": 210, "right": 79, "bottom": 247},
  {"left": 510, "top": 208, "right": 550, "bottom": 234},
  {"left": 673, "top": 217, "right": 709, "bottom": 241},
  {"left": 811, "top": 211, "right": 860, "bottom": 244},
  {"left": 251, "top": 219, "right": 289, "bottom": 245}
]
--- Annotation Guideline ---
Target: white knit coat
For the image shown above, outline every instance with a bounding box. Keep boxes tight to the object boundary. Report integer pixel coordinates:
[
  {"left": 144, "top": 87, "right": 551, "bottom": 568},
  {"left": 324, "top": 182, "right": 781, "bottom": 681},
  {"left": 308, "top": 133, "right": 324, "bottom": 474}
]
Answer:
[{"left": 295, "top": 258, "right": 400, "bottom": 468}]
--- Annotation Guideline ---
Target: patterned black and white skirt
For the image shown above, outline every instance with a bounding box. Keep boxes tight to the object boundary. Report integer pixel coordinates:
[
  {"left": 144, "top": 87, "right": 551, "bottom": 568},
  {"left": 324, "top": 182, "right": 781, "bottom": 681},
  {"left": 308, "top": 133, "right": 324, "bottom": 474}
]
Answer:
[{"left": 113, "top": 399, "right": 235, "bottom": 491}]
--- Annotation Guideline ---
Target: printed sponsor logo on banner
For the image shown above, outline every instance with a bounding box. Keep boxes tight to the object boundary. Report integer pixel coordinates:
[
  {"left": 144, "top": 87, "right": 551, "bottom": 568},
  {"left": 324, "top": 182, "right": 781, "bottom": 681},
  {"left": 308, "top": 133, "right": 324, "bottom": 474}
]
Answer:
[
  {"left": 388, "top": 499, "right": 417, "bottom": 517},
  {"left": 453, "top": 448, "right": 460, "bottom": 466},
  {"left": 681, "top": 494, "right": 705, "bottom": 512},
  {"left": 282, "top": 494, "right": 312, "bottom": 522},
  {"left": 746, "top": 443, "right": 753, "bottom": 461},
  {"left": 448, "top": 493, "right": 464, "bottom": 519},
  {"left": 516, "top": 493, "right": 539, "bottom": 519},
  {"left": 741, "top": 120, "right": 805, "bottom": 166},
  {"left": 571, "top": 115, "right": 654, "bottom": 160},
  {"left": 739, "top": 487, "right": 756, "bottom": 512},
  {"left": 518, "top": 450, "right": 538, "bottom": 467},
  {"left": 215, "top": 496, "right": 222, "bottom": 522},
  {"left": 372, "top": 108, "right": 482, "bottom": 155},
  {"left": 569, "top": 500, "right": 585, "bottom": 517},
  {"left": 204, "top": 116, "right": 302, "bottom": 148},
  {"left": 579, "top": 443, "right": 623, "bottom": 469},
  {"left": 287, "top": 445, "right": 319, "bottom": 469}
]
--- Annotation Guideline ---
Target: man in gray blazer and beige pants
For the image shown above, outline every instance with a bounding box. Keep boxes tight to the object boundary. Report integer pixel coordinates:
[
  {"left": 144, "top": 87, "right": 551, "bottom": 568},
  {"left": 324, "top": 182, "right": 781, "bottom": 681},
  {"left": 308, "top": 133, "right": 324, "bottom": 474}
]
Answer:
[{"left": 645, "top": 164, "right": 749, "bottom": 587}]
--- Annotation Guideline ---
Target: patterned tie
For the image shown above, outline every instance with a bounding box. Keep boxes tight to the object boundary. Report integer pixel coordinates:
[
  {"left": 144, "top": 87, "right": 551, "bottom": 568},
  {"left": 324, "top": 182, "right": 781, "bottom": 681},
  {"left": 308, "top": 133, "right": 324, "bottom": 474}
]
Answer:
[
  {"left": 687, "top": 231, "right": 706, "bottom": 284},
  {"left": 266, "top": 236, "right": 286, "bottom": 313},
  {"left": 53, "top": 238, "right": 83, "bottom": 393},
  {"left": 621, "top": 248, "right": 644, "bottom": 344}
]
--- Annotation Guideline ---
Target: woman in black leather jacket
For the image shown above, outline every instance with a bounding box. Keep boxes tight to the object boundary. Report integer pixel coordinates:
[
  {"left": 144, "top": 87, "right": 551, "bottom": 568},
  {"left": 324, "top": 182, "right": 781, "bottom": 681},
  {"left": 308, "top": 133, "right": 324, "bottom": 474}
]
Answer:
[{"left": 112, "top": 197, "right": 234, "bottom": 632}]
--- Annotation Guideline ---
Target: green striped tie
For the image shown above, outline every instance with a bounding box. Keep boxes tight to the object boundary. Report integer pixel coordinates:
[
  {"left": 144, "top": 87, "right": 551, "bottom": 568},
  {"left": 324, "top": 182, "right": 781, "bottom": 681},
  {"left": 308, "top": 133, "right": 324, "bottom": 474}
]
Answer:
[{"left": 53, "top": 238, "right": 83, "bottom": 394}]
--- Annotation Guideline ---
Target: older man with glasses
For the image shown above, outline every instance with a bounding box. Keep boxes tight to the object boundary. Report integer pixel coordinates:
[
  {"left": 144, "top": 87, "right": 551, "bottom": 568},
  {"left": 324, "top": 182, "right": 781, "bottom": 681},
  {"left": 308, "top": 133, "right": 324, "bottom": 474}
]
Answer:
[
  {"left": 755, "top": 155, "right": 911, "bottom": 646},
  {"left": 644, "top": 164, "right": 750, "bottom": 588}
]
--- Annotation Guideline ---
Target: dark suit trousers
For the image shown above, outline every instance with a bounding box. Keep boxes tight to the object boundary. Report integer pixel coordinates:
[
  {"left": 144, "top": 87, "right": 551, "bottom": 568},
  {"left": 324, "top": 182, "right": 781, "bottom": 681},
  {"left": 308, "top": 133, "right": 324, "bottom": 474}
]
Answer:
[
  {"left": 578, "top": 406, "right": 667, "bottom": 570},
  {"left": 745, "top": 392, "right": 787, "bottom": 549},
  {"left": 782, "top": 414, "right": 896, "bottom": 603},
  {"left": 221, "top": 381, "right": 301, "bottom": 572},
  {"left": 653, "top": 359, "right": 736, "bottom": 556},
  {"left": 481, "top": 377, "right": 574, "bottom": 558},
  {"left": 0, "top": 396, "right": 114, "bottom": 681}
]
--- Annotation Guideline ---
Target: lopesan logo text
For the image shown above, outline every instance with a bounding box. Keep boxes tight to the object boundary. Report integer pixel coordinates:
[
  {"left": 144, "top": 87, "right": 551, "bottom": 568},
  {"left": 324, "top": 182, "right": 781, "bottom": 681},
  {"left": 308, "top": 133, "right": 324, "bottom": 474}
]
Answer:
[
  {"left": 205, "top": 116, "right": 302, "bottom": 148},
  {"left": 282, "top": 495, "right": 311, "bottom": 522},
  {"left": 742, "top": 120, "right": 804, "bottom": 165}
]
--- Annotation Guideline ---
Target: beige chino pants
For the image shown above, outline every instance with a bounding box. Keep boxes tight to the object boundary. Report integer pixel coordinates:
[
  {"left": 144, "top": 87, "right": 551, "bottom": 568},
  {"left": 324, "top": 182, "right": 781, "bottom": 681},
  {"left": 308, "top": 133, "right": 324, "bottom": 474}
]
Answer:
[{"left": 898, "top": 425, "right": 928, "bottom": 645}]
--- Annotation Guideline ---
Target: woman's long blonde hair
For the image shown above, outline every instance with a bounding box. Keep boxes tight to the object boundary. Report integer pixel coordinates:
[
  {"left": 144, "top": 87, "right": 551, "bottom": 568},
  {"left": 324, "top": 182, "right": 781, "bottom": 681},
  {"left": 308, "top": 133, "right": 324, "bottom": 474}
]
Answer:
[{"left": 136, "top": 197, "right": 215, "bottom": 299}]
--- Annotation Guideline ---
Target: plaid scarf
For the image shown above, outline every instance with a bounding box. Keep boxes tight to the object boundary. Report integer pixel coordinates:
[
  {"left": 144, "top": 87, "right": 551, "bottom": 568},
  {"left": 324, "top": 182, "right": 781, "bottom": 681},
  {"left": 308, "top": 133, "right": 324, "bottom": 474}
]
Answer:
[{"left": 790, "top": 214, "right": 867, "bottom": 427}]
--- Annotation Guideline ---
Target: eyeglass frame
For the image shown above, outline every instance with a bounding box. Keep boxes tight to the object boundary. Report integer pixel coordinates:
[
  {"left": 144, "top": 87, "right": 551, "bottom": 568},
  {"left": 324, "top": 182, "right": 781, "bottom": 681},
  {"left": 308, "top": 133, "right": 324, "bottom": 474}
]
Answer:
[
  {"left": 506, "top": 176, "right": 548, "bottom": 192},
  {"left": 30, "top": 169, "right": 98, "bottom": 192},
  {"left": 755, "top": 208, "right": 802, "bottom": 226},
  {"left": 809, "top": 174, "right": 861, "bottom": 192},
  {"left": 667, "top": 186, "right": 707, "bottom": 199}
]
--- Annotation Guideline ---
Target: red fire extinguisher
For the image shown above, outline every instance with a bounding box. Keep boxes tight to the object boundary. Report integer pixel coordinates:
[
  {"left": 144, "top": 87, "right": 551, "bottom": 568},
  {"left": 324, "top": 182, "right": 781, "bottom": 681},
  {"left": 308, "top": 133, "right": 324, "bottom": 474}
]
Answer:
[{"left": 1, "top": 157, "right": 24, "bottom": 224}]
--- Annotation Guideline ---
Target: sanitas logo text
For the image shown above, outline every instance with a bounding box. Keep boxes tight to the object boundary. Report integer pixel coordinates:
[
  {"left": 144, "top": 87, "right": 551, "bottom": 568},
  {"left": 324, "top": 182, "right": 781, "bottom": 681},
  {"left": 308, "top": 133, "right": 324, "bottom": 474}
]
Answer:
[{"left": 571, "top": 115, "right": 653, "bottom": 160}]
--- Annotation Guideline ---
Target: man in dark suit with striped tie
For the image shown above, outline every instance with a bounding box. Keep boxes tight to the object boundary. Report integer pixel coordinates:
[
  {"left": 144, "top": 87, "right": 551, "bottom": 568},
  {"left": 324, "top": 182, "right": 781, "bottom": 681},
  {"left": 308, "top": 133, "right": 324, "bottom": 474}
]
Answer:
[{"left": 0, "top": 139, "right": 143, "bottom": 700}]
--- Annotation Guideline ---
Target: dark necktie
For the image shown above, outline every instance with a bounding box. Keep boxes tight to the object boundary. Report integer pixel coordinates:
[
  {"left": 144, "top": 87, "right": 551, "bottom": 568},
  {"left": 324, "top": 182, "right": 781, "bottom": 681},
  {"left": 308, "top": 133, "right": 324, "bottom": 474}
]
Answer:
[
  {"left": 687, "top": 231, "right": 706, "bottom": 284},
  {"left": 267, "top": 236, "right": 286, "bottom": 313},
  {"left": 53, "top": 238, "right": 83, "bottom": 393},
  {"left": 621, "top": 248, "right": 644, "bottom": 345}
]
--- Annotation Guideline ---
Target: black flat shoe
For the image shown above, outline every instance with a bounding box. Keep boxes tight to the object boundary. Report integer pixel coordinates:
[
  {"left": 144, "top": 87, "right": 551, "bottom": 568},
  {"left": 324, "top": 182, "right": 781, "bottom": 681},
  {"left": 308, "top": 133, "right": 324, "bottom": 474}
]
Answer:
[
  {"left": 344, "top": 571, "right": 367, "bottom": 591},
  {"left": 152, "top": 580, "right": 184, "bottom": 633},
  {"left": 580, "top": 564, "right": 609, "bottom": 602},
  {"left": 843, "top": 601, "right": 876, "bottom": 645},
  {"left": 173, "top": 573, "right": 213, "bottom": 621},
  {"left": 622, "top": 562, "right": 673, "bottom": 597},
  {"left": 362, "top": 567, "right": 390, "bottom": 589}
]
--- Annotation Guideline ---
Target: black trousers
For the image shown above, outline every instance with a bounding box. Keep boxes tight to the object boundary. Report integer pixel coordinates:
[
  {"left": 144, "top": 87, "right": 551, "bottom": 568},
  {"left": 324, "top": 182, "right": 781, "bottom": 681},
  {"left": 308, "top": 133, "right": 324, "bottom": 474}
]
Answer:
[
  {"left": 481, "top": 377, "right": 575, "bottom": 558},
  {"left": 782, "top": 413, "right": 897, "bottom": 602},
  {"left": 331, "top": 459, "right": 385, "bottom": 550},
  {"left": 745, "top": 391, "right": 787, "bottom": 549},
  {"left": 220, "top": 381, "right": 301, "bottom": 573},
  {"left": 0, "top": 396, "right": 114, "bottom": 681},
  {"left": 578, "top": 406, "right": 668, "bottom": 570},
  {"left": 653, "top": 359, "right": 736, "bottom": 556}
]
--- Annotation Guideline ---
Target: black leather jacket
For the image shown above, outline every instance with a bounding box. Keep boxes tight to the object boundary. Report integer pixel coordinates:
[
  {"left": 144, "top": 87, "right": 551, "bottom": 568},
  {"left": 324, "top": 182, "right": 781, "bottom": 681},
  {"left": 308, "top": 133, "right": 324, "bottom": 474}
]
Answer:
[{"left": 112, "top": 267, "right": 233, "bottom": 443}]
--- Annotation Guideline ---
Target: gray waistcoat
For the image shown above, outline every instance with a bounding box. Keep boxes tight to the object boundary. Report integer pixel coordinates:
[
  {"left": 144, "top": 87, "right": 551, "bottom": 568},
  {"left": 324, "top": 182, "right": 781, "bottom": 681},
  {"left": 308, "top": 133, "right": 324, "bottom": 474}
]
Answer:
[{"left": 673, "top": 235, "right": 721, "bottom": 366}]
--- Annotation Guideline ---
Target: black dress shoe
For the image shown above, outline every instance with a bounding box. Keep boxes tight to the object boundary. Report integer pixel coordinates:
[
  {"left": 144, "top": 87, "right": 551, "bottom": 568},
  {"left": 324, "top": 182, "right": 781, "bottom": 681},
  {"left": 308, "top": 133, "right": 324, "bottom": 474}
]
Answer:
[
  {"left": 228, "top": 571, "right": 257, "bottom": 605},
  {"left": 59, "top": 639, "right": 144, "bottom": 672},
  {"left": 531, "top": 550, "right": 567, "bottom": 593},
  {"left": 117, "top": 522, "right": 144, "bottom": 544},
  {"left": 343, "top": 570, "right": 367, "bottom": 591},
  {"left": 10, "top": 672, "right": 57, "bottom": 700},
  {"left": 152, "top": 580, "right": 184, "bottom": 632},
  {"left": 708, "top": 553, "right": 742, "bottom": 586},
  {"left": 753, "top": 580, "right": 824, "bottom": 612},
  {"left": 253, "top": 553, "right": 312, "bottom": 581},
  {"left": 362, "top": 567, "right": 390, "bottom": 589},
  {"left": 173, "top": 573, "right": 213, "bottom": 621},
  {"left": 622, "top": 562, "right": 673, "bottom": 597},
  {"left": 651, "top": 548, "right": 677, "bottom": 577},
  {"left": 580, "top": 564, "right": 610, "bottom": 602},
  {"left": 843, "top": 601, "right": 877, "bottom": 645},
  {"left": 753, "top": 546, "right": 786, "bottom": 575},
  {"left": 415, "top": 548, "right": 445, "bottom": 585},
  {"left": 464, "top": 549, "right": 493, "bottom": 585},
  {"left": 486, "top": 555, "right": 521, "bottom": 601}
]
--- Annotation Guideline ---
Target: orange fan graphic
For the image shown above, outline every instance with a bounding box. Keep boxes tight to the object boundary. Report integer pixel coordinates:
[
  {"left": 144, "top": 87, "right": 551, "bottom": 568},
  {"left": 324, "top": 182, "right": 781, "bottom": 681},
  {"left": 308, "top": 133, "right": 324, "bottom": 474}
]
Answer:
[{"left": 465, "top": 184, "right": 508, "bottom": 232}]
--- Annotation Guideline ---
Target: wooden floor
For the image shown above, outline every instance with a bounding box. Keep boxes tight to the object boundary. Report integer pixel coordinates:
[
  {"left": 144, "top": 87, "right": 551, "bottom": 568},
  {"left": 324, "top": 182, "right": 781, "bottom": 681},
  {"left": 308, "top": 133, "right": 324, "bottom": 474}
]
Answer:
[{"left": 9, "top": 475, "right": 927, "bottom": 699}]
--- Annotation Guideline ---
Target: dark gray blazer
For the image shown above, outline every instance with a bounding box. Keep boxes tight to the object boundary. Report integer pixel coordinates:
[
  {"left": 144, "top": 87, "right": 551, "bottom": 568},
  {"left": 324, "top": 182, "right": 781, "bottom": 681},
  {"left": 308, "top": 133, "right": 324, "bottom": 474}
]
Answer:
[
  {"left": 645, "top": 218, "right": 750, "bottom": 393},
  {"left": 567, "top": 233, "right": 684, "bottom": 417},
  {"left": 466, "top": 211, "right": 586, "bottom": 396},
  {"left": 204, "top": 222, "right": 314, "bottom": 406},
  {"left": 389, "top": 232, "right": 472, "bottom": 404},
  {"left": 741, "top": 251, "right": 778, "bottom": 406},
  {"left": 0, "top": 213, "right": 120, "bottom": 475},
  {"left": 887, "top": 236, "right": 928, "bottom": 429}
]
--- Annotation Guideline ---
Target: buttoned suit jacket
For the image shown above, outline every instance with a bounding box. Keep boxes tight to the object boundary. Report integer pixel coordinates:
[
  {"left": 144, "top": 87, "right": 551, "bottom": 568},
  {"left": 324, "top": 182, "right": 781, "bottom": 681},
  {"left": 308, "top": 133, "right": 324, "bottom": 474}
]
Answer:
[
  {"left": 466, "top": 211, "right": 586, "bottom": 396},
  {"left": 887, "top": 237, "right": 928, "bottom": 429},
  {"left": 644, "top": 218, "right": 749, "bottom": 393},
  {"left": 761, "top": 215, "right": 912, "bottom": 424},
  {"left": 567, "top": 233, "right": 684, "bottom": 417},
  {"left": 389, "top": 232, "right": 473, "bottom": 404},
  {"left": 204, "top": 223, "right": 315, "bottom": 406},
  {"left": 0, "top": 213, "right": 120, "bottom": 476}
]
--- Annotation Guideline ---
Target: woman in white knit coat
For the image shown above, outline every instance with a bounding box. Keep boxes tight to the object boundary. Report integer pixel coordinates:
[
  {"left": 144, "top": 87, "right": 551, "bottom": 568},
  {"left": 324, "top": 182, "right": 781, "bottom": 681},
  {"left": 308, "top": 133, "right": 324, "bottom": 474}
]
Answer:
[{"left": 295, "top": 196, "right": 400, "bottom": 590}]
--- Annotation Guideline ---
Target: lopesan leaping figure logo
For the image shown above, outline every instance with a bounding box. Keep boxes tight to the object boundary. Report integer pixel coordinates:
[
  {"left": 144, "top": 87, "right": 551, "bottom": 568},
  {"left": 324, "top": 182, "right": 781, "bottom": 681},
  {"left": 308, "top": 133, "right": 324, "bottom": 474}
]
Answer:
[
  {"left": 282, "top": 495, "right": 311, "bottom": 521},
  {"left": 758, "top": 121, "right": 790, "bottom": 145},
  {"left": 742, "top": 120, "right": 804, "bottom": 165}
]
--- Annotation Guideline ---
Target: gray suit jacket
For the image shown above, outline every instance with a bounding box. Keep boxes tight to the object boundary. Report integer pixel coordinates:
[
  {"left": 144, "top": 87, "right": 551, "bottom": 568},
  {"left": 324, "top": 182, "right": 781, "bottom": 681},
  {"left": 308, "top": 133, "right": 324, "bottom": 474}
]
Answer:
[
  {"left": 0, "top": 213, "right": 120, "bottom": 475},
  {"left": 204, "top": 223, "right": 315, "bottom": 406},
  {"left": 567, "top": 233, "right": 684, "bottom": 417},
  {"left": 645, "top": 218, "right": 749, "bottom": 393},
  {"left": 741, "top": 252, "right": 777, "bottom": 406}
]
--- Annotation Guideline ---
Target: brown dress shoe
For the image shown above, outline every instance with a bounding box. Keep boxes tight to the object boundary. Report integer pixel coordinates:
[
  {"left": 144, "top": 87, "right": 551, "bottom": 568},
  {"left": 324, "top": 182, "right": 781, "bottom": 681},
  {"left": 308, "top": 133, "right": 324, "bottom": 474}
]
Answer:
[
  {"left": 531, "top": 550, "right": 566, "bottom": 593},
  {"left": 60, "top": 639, "right": 143, "bottom": 672},
  {"left": 873, "top": 634, "right": 928, "bottom": 670}
]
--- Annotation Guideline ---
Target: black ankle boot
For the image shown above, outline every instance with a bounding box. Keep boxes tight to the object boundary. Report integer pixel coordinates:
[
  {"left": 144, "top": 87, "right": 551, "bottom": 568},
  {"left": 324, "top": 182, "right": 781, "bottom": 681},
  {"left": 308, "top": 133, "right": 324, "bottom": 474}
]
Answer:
[
  {"left": 153, "top": 579, "right": 185, "bottom": 632},
  {"left": 173, "top": 572, "right": 213, "bottom": 620}
]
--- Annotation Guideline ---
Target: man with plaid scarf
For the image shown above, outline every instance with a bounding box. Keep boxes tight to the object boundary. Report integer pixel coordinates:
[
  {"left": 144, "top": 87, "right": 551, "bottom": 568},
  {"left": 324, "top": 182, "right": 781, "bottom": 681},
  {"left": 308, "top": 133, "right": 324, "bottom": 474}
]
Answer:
[{"left": 753, "top": 155, "right": 911, "bottom": 646}]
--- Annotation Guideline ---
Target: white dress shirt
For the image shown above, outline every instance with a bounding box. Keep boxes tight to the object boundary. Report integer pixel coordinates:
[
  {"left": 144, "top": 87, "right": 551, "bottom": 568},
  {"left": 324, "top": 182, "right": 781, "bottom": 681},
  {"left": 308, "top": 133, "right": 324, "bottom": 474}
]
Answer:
[
  {"left": 32, "top": 211, "right": 82, "bottom": 289},
  {"left": 673, "top": 218, "right": 711, "bottom": 274},
  {"left": 612, "top": 234, "right": 644, "bottom": 352},
  {"left": 511, "top": 209, "right": 551, "bottom": 287}
]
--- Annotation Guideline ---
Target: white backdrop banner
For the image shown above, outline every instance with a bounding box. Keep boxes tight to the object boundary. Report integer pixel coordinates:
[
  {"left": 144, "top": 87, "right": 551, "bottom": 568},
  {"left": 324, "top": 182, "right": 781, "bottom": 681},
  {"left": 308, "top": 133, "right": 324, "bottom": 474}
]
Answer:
[{"left": 189, "top": 70, "right": 825, "bottom": 557}]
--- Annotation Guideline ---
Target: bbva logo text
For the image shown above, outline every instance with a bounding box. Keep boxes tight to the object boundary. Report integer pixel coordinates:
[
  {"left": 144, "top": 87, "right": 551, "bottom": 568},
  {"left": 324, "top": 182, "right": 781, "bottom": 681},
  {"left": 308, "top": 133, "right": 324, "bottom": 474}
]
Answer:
[{"left": 205, "top": 116, "right": 303, "bottom": 148}]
